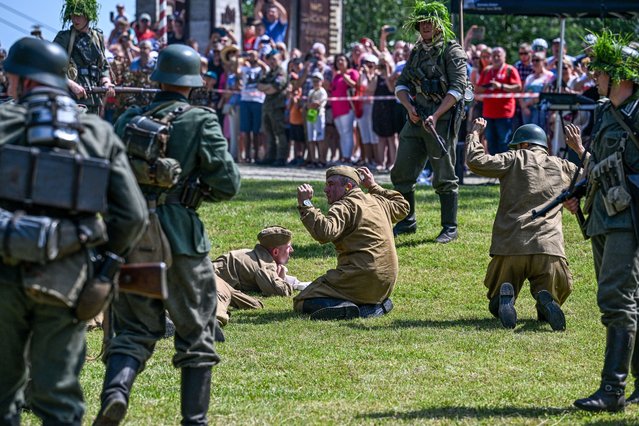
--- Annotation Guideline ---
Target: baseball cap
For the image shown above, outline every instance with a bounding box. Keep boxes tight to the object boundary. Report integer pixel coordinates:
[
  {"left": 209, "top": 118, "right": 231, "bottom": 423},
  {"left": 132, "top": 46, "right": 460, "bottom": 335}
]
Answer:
[
  {"left": 311, "top": 70, "right": 324, "bottom": 81},
  {"left": 139, "top": 13, "right": 152, "bottom": 22}
]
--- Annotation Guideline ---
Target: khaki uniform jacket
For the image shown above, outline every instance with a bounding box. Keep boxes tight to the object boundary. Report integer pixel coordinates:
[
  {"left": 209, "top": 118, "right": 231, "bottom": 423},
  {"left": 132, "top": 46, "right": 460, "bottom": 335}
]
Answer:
[
  {"left": 466, "top": 133, "right": 578, "bottom": 257},
  {"left": 294, "top": 184, "right": 409, "bottom": 308},
  {"left": 115, "top": 92, "right": 241, "bottom": 256},
  {"left": 213, "top": 244, "right": 293, "bottom": 296}
]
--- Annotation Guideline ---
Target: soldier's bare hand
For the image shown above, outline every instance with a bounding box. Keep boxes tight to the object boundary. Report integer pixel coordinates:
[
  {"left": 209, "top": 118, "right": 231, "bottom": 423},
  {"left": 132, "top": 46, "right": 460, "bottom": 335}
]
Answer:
[
  {"left": 426, "top": 115, "right": 438, "bottom": 129},
  {"left": 357, "top": 167, "right": 375, "bottom": 188},
  {"left": 69, "top": 80, "right": 86, "bottom": 99},
  {"left": 407, "top": 105, "right": 420, "bottom": 124},
  {"left": 472, "top": 117, "right": 487, "bottom": 134},
  {"left": 103, "top": 82, "right": 116, "bottom": 98},
  {"left": 563, "top": 197, "right": 580, "bottom": 214},
  {"left": 564, "top": 123, "right": 585, "bottom": 158},
  {"left": 297, "top": 183, "right": 314, "bottom": 205}
]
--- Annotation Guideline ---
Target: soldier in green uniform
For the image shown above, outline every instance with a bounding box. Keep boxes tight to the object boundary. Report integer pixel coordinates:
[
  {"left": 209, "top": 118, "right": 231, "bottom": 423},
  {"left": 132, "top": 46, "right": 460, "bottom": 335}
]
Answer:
[
  {"left": 94, "top": 45, "right": 241, "bottom": 425},
  {"left": 53, "top": 0, "right": 115, "bottom": 114},
  {"left": 257, "top": 49, "right": 289, "bottom": 166},
  {"left": 0, "top": 37, "right": 146, "bottom": 425},
  {"left": 391, "top": 0, "right": 468, "bottom": 243},
  {"left": 563, "top": 31, "right": 639, "bottom": 412}
]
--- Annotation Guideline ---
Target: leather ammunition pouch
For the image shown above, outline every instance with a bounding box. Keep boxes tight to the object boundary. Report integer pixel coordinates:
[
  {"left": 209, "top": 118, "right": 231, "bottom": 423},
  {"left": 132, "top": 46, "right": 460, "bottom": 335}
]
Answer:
[
  {"left": 0, "top": 208, "right": 108, "bottom": 265},
  {"left": 0, "top": 144, "right": 110, "bottom": 213},
  {"left": 592, "top": 150, "right": 631, "bottom": 216},
  {"left": 123, "top": 107, "right": 187, "bottom": 189}
]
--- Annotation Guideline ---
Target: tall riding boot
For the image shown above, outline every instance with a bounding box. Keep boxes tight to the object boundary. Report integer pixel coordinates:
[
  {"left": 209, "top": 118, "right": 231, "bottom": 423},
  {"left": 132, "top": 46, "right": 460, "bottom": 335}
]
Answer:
[
  {"left": 574, "top": 327, "right": 634, "bottom": 412},
  {"left": 626, "top": 331, "right": 639, "bottom": 404},
  {"left": 393, "top": 191, "right": 416, "bottom": 236},
  {"left": 435, "top": 192, "right": 458, "bottom": 244},
  {"left": 93, "top": 355, "right": 140, "bottom": 426},
  {"left": 181, "top": 367, "right": 212, "bottom": 426}
]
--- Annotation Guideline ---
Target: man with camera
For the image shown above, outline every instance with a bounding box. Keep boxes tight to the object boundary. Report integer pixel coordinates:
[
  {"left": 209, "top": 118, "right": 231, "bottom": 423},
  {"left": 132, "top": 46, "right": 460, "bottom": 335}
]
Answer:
[
  {"left": 94, "top": 44, "right": 240, "bottom": 425},
  {"left": 0, "top": 37, "right": 147, "bottom": 425}
]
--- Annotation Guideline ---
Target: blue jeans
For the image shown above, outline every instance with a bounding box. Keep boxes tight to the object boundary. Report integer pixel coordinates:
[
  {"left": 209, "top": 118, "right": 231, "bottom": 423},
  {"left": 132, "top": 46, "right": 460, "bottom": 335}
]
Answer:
[{"left": 485, "top": 118, "right": 513, "bottom": 154}]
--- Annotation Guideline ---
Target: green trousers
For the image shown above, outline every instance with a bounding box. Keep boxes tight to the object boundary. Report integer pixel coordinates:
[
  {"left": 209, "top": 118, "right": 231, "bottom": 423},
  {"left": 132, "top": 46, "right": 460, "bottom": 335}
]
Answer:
[
  {"left": 593, "top": 231, "right": 639, "bottom": 329},
  {"left": 391, "top": 118, "right": 459, "bottom": 195},
  {"left": 106, "top": 254, "right": 221, "bottom": 370},
  {"left": 262, "top": 106, "right": 288, "bottom": 161},
  {"left": 0, "top": 281, "right": 86, "bottom": 424}
]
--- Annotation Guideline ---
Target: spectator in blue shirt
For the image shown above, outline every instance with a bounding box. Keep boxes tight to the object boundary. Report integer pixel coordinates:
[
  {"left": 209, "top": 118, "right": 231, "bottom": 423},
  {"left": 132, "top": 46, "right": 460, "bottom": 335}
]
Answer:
[{"left": 254, "top": 0, "right": 288, "bottom": 44}]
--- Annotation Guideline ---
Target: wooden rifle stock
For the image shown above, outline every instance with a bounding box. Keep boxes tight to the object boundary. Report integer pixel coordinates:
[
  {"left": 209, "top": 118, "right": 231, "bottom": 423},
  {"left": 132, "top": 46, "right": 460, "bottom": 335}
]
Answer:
[{"left": 118, "top": 262, "right": 168, "bottom": 299}]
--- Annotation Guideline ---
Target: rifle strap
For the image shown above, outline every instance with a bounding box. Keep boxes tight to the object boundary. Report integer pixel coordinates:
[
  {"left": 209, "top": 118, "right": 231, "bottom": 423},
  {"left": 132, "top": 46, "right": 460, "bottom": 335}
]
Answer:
[{"left": 610, "top": 101, "right": 639, "bottom": 152}]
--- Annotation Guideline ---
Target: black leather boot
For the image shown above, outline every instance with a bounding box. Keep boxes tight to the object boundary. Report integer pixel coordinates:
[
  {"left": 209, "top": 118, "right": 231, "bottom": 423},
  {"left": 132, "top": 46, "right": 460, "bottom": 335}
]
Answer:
[
  {"left": 497, "top": 282, "right": 517, "bottom": 329},
  {"left": 93, "top": 355, "right": 140, "bottom": 426},
  {"left": 181, "top": 367, "right": 212, "bottom": 426},
  {"left": 535, "top": 290, "right": 566, "bottom": 331},
  {"left": 574, "top": 327, "right": 634, "bottom": 412},
  {"left": 435, "top": 192, "right": 458, "bottom": 243},
  {"left": 488, "top": 295, "right": 499, "bottom": 318},
  {"left": 626, "top": 332, "right": 639, "bottom": 404},
  {"left": 393, "top": 191, "right": 416, "bottom": 236}
]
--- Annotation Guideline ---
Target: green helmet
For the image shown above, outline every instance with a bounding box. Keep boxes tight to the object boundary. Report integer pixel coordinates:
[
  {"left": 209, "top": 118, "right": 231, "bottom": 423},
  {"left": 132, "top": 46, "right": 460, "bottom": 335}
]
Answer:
[
  {"left": 508, "top": 124, "right": 548, "bottom": 149},
  {"left": 151, "top": 45, "right": 203, "bottom": 87},
  {"left": 4, "top": 37, "right": 68, "bottom": 90}
]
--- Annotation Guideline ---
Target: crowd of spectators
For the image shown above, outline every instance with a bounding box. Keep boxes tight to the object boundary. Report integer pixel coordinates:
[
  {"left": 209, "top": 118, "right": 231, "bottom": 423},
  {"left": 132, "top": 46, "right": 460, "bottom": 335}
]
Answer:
[{"left": 0, "top": 2, "right": 608, "bottom": 174}]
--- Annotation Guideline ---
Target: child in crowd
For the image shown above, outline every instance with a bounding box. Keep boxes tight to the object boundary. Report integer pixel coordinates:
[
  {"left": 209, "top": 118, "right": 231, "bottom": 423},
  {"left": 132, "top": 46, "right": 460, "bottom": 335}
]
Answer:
[{"left": 306, "top": 71, "right": 328, "bottom": 167}]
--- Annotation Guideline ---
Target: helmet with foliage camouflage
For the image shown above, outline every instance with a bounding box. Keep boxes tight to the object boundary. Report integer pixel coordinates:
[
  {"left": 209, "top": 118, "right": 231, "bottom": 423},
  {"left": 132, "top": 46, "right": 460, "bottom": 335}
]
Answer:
[
  {"left": 151, "top": 44, "right": 204, "bottom": 87},
  {"left": 403, "top": 1, "right": 455, "bottom": 43},
  {"left": 508, "top": 124, "right": 548, "bottom": 149},
  {"left": 588, "top": 30, "right": 639, "bottom": 84},
  {"left": 4, "top": 37, "right": 68, "bottom": 90},
  {"left": 60, "top": 0, "right": 100, "bottom": 26}
]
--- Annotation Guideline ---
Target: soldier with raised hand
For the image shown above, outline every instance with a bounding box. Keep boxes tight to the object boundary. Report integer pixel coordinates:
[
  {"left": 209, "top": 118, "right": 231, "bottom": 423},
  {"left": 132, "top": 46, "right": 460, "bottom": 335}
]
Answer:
[
  {"left": 466, "top": 118, "right": 578, "bottom": 331},
  {"left": 0, "top": 37, "right": 146, "bottom": 425},
  {"left": 94, "top": 44, "right": 241, "bottom": 425},
  {"left": 391, "top": 0, "right": 468, "bottom": 243},
  {"left": 564, "top": 31, "right": 639, "bottom": 413},
  {"left": 294, "top": 166, "right": 409, "bottom": 320},
  {"left": 54, "top": 0, "right": 115, "bottom": 114}
]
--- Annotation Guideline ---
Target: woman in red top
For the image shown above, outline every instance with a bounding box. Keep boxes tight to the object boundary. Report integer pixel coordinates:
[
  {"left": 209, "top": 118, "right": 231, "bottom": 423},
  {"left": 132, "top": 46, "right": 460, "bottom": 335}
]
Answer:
[{"left": 330, "top": 53, "right": 359, "bottom": 163}]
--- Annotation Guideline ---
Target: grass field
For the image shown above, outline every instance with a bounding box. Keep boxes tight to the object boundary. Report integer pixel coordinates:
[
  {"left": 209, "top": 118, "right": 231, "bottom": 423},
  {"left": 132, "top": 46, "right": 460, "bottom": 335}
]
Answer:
[{"left": 27, "top": 179, "right": 639, "bottom": 425}]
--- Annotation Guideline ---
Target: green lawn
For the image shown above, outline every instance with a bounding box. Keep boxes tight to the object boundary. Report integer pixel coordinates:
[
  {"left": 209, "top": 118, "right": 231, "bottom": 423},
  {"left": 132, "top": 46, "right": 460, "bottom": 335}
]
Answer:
[{"left": 28, "top": 179, "right": 638, "bottom": 425}]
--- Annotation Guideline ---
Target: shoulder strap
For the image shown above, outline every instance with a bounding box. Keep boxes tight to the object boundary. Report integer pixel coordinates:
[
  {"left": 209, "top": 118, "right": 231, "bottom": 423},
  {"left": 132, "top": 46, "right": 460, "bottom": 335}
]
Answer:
[
  {"left": 609, "top": 103, "right": 639, "bottom": 151},
  {"left": 67, "top": 29, "right": 77, "bottom": 63}
]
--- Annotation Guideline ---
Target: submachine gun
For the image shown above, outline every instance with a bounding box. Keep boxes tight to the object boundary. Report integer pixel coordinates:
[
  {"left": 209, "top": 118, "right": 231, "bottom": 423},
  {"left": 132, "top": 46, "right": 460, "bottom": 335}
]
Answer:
[{"left": 531, "top": 178, "right": 589, "bottom": 239}]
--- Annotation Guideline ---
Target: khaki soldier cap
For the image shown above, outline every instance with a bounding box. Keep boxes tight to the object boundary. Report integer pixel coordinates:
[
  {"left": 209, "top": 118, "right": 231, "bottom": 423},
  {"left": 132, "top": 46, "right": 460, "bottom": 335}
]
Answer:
[
  {"left": 326, "top": 166, "right": 361, "bottom": 185},
  {"left": 258, "top": 226, "right": 293, "bottom": 249}
]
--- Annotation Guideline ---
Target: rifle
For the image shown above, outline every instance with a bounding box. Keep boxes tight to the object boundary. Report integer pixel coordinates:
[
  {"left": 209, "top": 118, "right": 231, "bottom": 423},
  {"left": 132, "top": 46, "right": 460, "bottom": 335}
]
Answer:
[
  {"left": 531, "top": 178, "right": 589, "bottom": 239},
  {"left": 118, "top": 262, "right": 168, "bottom": 299},
  {"left": 413, "top": 102, "right": 448, "bottom": 158},
  {"left": 87, "top": 87, "right": 161, "bottom": 95}
]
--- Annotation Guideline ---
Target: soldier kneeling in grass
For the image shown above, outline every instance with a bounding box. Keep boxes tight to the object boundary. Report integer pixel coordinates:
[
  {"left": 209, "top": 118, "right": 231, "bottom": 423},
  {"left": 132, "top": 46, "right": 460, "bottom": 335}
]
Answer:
[
  {"left": 466, "top": 117, "right": 580, "bottom": 331},
  {"left": 294, "top": 166, "right": 409, "bottom": 320}
]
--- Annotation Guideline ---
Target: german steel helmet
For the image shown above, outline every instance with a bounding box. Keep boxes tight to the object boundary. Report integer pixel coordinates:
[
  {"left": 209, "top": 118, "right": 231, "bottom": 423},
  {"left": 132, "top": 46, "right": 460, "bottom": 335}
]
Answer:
[
  {"left": 508, "top": 124, "right": 548, "bottom": 149},
  {"left": 4, "top": 37, "right": 68, "bottom": 90},
  {"left": 151, "top": 44, "right": 203, "bottom": 87}
]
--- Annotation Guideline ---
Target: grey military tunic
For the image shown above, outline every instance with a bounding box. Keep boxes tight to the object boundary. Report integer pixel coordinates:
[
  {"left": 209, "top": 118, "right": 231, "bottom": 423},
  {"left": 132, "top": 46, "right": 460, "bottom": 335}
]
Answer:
[{"left": 583, "top": 91, "right": 639, "bottom": 328}]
